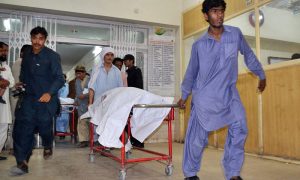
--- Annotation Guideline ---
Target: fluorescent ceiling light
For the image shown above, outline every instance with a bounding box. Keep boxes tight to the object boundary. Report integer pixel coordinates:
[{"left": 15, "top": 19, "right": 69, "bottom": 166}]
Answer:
[{"left": 93, "top": 46, "right": 102, "bottom": 56}]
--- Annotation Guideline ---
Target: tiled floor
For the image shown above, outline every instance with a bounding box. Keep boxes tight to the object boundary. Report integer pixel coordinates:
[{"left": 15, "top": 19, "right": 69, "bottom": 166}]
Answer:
[{"left": 0, "top": 142, "right": 299, "bottom": 180}]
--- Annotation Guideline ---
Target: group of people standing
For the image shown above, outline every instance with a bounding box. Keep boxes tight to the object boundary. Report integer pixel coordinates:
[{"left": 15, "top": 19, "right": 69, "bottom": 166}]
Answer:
[
  {"left": 0, "top": 25, "right": 145, "bottom": 175},
  {"left": 68, "top": 48, "right": 144, "bottom": 148},
  {"left": 0, "top": 0, "right": 268, "bottom": 179}
]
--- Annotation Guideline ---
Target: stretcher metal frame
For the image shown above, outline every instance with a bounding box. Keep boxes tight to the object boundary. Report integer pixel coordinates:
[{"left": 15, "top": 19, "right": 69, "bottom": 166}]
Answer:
[
  {"left": 88, "top": 104, "right": 178, "bottom": 180},
  {"left": 54, "top": 103, "right": 76, "bottom": 143}
]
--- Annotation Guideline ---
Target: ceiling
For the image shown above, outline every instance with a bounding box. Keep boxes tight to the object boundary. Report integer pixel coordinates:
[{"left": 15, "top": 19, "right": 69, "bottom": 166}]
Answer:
[{"left": 56, "top": 43, "right": 95, "bottom": 72}]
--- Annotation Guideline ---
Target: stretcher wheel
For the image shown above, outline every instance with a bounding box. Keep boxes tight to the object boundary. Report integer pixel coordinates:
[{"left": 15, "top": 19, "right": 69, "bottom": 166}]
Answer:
[
  {"left": 89, "top": 153, "right": 95, "bottom": 163},
  {"left": 165, "top": 165, "right": 173, "bottom": 176},
  {"left": 119, "top": 170, "right": 126, "bottom": 180}
]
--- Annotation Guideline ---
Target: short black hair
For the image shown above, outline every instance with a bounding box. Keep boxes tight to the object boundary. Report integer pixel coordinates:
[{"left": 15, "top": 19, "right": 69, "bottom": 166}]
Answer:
[
  {"left": 291, "top": 53, "right": 300, "bottom": 60},
  {"left": 0, "top": 42, "right": 8, "bottom": 48},
  {"left": 20, "top": 44, "right": 31, "bottom": 58},
  {"left": 113, "top": 57, "right": 123, "bottom": 65},
  {"left": 123, "top": 54, "right": 135, "bottom": 63},
  {"left": 202, "top": 0, "right": 226, "bottom": 14},
  {"left": 21, "top": 44, "right": 31, "bottom": 53},
  {"left": 30, "top": 26, "right": 48, "bottom": 38}
]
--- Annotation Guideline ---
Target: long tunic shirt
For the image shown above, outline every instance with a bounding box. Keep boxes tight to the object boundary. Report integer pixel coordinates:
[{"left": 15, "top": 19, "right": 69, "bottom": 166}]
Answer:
[
  {"left": 89, "top": 64, "right": 123, "bottom": 101},
  {"left": 0, "top": 63, "right": 14, "bottom": 124},
  {"left": 181, "top": 25, "right": 265, "bottom": 131},
  {"left": 126, "top": 66, "right": 143, "bottom": 89},
  {"left": 20, "top": 47, "right": 64, "bottom": 116},
  {"left": 75, "top": 76, "right": 90, "bottom": 116}
]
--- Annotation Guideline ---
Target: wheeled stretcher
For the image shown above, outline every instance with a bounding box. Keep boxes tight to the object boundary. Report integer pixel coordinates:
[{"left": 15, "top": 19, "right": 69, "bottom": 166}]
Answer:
[
  {"left": 88, "top": 104, "right": 178, "bottom": 180},
  {"left": 54, "top": 103, "right": 76, "bottom": 143}
]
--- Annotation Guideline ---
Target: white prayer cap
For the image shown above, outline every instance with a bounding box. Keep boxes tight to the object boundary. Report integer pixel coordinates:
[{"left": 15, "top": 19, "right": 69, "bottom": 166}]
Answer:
[{"left": 100, "top": 47, "right": 115, "bottom": 62}]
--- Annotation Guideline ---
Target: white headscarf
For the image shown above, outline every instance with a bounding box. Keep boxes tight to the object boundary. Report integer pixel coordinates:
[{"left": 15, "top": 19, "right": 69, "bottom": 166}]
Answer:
[{"left": 88, "top": 47, "right": 115, "bottom": 90}]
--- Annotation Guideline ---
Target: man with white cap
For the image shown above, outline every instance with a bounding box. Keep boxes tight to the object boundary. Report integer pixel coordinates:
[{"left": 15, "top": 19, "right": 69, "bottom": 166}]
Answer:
[
  {"left": 88, "top": 47, "right": 123, "bottom": 146},
  {"left": 88, "top": 47, "right": 123, "bottom": 104}
]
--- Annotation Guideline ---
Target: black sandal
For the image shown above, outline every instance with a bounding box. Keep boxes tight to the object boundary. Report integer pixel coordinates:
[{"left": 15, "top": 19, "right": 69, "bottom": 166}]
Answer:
[
  {"left": 43, "top": 148, "right": 53, "bottom": 160},
  {"left": 230, "top": 176, "right": 243, "bottom": 180}
]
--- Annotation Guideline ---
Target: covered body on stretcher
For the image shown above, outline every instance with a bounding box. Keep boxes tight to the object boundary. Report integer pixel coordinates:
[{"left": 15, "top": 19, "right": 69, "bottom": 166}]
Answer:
[{"left": 80, "top": 87, "right": 174, "bottom": 148}]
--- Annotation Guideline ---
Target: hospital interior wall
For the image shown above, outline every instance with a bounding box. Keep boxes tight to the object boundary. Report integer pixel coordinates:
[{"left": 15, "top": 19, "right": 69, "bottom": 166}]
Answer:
[
  {"left": 209, "top": 61, "right": 300, "bottom": 160},
  {"left": 217, "top": 6, "right": 300, "bottom": 70},
  {"left": 66, "top": 48, "right": 100, "bottom": 81},
  {"left": 182, "top": 0, "right": 300, "bottom": 70},
  {"left": 262, "top": 62, "right": 300, "bottom": 160},
  {"left": 0, "top": 0, "right": 182, "bottom": 26},
  {"left": 224, "top": 7, "right": 300, "bottom": 44},
  {"left": 182, "top": 0, "right": 204, "bottom": 12},
  {"left": 180, "top": 37, "right": 194, "bottom": 140},
  {"left": 174, "top": 26, "right": 184, "bottom": 142}
]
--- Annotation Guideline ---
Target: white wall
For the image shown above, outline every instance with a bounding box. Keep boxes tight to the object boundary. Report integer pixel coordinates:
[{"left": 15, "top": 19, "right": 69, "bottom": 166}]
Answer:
[
  {"left": 0, "top": 0, "right": 182, "bottom": 26},
  {"left": 183, "top": 37, "right": 195, "bottom": 71},
  {"left": 182, "top": 0, "right": 203, "bottom": 12},
  {"left": 225, "top": 7, "right": 300, "bottom": 44},
  {"left": 66, "top": 47, "right": 101, "bottom": 81},
  {"left": 260, "top": 7, "right": 300, "bottom": 44},
  {"left": 225, "top": 6, "right": 300, "bottom": 70}
]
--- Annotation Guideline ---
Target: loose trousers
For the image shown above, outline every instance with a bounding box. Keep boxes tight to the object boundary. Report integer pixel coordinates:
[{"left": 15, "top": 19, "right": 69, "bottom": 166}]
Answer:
[
  {"left": 0, "top": 123, "right": 8, "bottom": 153},
  {"left": 56, "top": 107, "right": 69, "bottom": 132},
  {"left": 182, "top": 110, "right": 248, "bottom": 180},
  {"left": 13, "top": 98, "right": 53, "bottom": 164},
  {"left": 77, "top": 118, "right": 89, "bottom": 142}
]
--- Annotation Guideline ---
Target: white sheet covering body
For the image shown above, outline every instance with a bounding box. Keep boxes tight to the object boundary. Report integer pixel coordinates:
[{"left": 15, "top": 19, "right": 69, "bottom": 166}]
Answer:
[
  {"left": 59, "top": 97, "right": 74, "bottom": 105},
  {"left": 82, "top": 87, "right": 173, "bottom": 148}
]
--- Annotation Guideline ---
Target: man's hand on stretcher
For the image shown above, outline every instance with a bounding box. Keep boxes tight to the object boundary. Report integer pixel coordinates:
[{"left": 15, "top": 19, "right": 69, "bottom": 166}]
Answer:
[{"left": 177, "top": 98, "right": 186, "bottom": 109}]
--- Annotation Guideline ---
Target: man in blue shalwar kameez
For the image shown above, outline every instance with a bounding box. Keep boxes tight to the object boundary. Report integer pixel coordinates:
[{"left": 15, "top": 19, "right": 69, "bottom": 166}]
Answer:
[
  {"left": 11, "top": 26, "right": 64, "bottom": 176},
  {"left": 178, "top": 1, "right": 266, "bottom": 180}
]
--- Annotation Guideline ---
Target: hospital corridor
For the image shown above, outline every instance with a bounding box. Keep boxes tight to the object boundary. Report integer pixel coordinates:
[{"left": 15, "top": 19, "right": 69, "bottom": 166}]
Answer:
[{"left": 0, "top": 0, "right": 300, "bottom": 180}]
